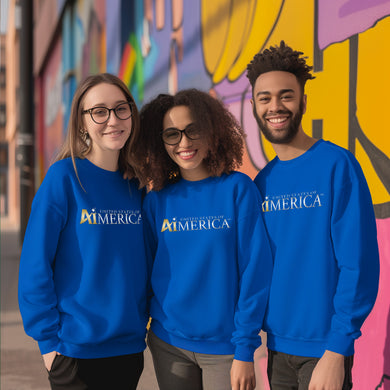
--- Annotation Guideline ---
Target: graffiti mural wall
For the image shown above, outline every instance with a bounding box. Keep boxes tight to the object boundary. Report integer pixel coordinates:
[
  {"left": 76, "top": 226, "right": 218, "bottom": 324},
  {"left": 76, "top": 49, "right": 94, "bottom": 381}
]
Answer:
[
  {"left": 141, "top": 3, "right": 390, "bottom": 388},
  {"left": 37, "top": 0, "right": 390, "bottom": 388},
  {"left": 139, "top": 2, "right": 390, "bottom": 388}
]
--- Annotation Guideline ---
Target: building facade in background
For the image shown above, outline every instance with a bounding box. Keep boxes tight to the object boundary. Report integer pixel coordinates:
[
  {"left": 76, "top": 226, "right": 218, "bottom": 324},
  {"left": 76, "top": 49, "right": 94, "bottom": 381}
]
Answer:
[
  {"left": 4, "top": 0, "right": 20, "bottom": 227},
  {"left": 4, "top": 0, "right": 390, "bottom": 388},
  {"left": 0, "top": 33, "right": 7, "bottom": 215}
]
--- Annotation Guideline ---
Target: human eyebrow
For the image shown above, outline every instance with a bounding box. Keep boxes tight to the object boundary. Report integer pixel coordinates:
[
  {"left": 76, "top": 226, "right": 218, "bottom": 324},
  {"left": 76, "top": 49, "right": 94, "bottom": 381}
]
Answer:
[
  {"left": 279, "top": 89, "right": 295, "bottom": 95},
  {"left": 163, "top": 123, "right": 195, "bottom": 132},
  {"left": 255, "top": 89, "right": 296, "bottom": 98},
  {"left": 255, "top": 91, "right": 271, "bottom": 98},
  {"left": 89, "top": 100, "right": 128, "bottom": 108}
]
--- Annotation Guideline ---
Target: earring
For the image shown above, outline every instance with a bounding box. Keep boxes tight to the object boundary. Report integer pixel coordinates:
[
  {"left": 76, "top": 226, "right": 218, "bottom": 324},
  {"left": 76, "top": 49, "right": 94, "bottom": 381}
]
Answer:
[{"left": 80, "top": 129, "right": 89, "bottom": 143}]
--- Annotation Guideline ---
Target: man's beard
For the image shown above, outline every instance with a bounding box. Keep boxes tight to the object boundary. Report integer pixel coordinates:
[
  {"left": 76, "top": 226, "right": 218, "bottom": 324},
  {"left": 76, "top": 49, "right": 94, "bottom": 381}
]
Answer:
[{"left": 253, "top": 100, "right": 304, "bottom": 145}]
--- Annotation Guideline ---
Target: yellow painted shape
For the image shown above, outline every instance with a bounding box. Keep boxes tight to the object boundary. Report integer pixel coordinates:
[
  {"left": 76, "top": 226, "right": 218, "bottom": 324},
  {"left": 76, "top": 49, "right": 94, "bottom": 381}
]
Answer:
[
  {"left": 201, "top": 0, "right": 231, "bottom": 75},
  {"left": 256, "top": 0, "right": 316, "bottom": 162},
  {"left": 307, "top": 41, "right": 350, "bottom": 148},
  {"left": 356, "top": 17, "right": 390, "bottom": 163},
  {"left": 356, "top": 17, "right": 390, "bottom": 203},
  {"left": 202, "top": 0, "right": 389, "bottom": 205},
  {"left": 201, "top": 0, "right": 284, "bottom": 83},
  {"left": 228, "top": 0, "right": 284, "bottom": 81},
  {"left": 258, "top": 0, "right": 315, "bottom": 59},
  {"left": 212, "top": 0, "right": 257, "bottom": 83},
  {"left": 355, "top": 140, "right": 389, "bottom": 205},
  {"left": 122, "top": 47, "right": 137, "bottom": 86}
]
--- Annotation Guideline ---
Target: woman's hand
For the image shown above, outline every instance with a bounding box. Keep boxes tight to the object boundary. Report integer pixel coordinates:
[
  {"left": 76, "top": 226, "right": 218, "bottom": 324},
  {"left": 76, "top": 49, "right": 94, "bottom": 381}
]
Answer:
[
  {"left": 231, "top": 359, "right": 256, "bottom": 390},
  {"left": 42, "top": 351, "right": 59, "bottom": 371}
]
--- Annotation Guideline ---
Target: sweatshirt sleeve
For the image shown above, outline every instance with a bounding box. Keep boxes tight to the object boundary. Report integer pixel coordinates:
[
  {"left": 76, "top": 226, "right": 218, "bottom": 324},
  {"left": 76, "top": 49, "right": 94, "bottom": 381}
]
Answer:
[
  {"left": 18, "top": 167, "right": 67, "bottom": 354},
  {"left": 231, "top": 180, "right": 273, "bottom": 362},
  {"left": 327, "top": 156, "right": 380, "bottom": 356}
]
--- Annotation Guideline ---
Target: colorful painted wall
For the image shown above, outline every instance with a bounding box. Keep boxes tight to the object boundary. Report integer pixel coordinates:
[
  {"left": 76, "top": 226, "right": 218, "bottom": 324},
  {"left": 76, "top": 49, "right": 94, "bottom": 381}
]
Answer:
[{"left": 38, "top": 0, "right": 390, "bottom": 388}]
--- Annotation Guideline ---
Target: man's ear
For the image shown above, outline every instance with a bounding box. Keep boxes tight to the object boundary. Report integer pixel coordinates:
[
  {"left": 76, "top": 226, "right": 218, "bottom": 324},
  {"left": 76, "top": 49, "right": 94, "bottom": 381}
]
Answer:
[{"left": 302, "top": 94, "right": 307, "bottom": 114}]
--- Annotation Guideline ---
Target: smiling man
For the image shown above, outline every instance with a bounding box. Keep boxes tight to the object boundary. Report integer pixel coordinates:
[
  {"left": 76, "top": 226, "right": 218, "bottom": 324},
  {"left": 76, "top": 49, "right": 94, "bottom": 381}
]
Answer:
[{"left": 247, "top": 41, "right": 380, "bottom": 390}]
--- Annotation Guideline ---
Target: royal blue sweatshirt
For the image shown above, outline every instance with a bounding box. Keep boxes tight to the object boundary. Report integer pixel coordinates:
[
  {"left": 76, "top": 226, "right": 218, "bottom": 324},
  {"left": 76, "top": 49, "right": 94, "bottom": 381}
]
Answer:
[
  {"left": 18, "top": 158, "right": 149, "bottom": 358},
  {"left": 254, "top": 139, "right": 379, "bottom": 357},
  {"left": 143, "top": 172, "right": 273, "bottom": 362}
]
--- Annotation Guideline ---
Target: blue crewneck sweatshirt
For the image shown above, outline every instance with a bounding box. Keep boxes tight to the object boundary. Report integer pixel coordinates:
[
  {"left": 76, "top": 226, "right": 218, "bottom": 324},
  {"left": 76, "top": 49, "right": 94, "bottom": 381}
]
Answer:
[
  {"left": 18, "top": 158, "right": 149, "bottom": 358},
  {"left": 254, "top": 139, "right": 379, "bottom": 357},
  {"left": 143, "top": 172, "right": 273, "bottom": 362}
]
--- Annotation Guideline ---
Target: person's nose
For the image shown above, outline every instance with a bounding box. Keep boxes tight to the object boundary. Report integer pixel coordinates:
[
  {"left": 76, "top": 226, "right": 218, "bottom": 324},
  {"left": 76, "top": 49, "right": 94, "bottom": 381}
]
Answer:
[
  {"left": 269, "top": 97, "right": 283, "bottom": 113},
  {"left": 106, "top": 109, "right": 121, "bottom": 125},
  {"left": 179, "top": 132, "right": 193, "bottom": 147}
]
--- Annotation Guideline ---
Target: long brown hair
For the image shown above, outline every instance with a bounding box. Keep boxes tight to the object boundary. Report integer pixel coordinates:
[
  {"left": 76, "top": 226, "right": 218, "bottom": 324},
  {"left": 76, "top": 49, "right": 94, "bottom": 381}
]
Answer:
[{"left": 55, "top": 73, "right": 140, "bottom": 180}]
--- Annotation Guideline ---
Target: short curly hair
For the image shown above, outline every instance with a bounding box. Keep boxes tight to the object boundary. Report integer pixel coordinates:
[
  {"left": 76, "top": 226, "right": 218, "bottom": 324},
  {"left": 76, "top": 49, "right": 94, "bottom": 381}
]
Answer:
[
  {"left": 131, "top": 89, "right": 245, "bottom": 191},
  {"left": 247, "top": 41, "right": 315, "bottom": 92}
]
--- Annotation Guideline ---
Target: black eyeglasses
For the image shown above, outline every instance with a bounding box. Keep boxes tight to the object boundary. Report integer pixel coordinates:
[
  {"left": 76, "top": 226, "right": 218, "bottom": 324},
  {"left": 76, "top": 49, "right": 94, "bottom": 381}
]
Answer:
[
  {"left": 82, "top": 102, "right": 133, "bottom": 124},
  {"left": 161, "top": 124, "right": 202, "bottom": 145}
]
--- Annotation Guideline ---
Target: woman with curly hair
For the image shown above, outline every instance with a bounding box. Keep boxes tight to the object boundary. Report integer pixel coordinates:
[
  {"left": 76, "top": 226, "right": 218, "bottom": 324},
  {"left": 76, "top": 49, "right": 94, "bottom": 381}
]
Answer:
[{"left": 133, "top": 89, "right": 273, "bottom": 390}]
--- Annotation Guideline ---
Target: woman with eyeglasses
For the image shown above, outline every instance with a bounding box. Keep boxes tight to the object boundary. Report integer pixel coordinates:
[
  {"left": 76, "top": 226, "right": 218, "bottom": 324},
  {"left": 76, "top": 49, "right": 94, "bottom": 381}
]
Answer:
[
  {"left": 132, "top": 89, "right": 273, "bottom": 390},
  {"left": 18, "top": 73, "right": 149, "bottom": 390}
]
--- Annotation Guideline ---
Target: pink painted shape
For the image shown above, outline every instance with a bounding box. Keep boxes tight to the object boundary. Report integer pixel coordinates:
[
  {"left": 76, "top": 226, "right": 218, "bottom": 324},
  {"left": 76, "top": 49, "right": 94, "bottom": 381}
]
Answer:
[
  {"left": 352, "top": 218, "right": 390, "bottom": 389},
  {"left": 242, "top": 97, "right": 268, "bottom": 170},
  {"left": 318, "top": 0, "right": 390, "bottom": 49},
  {"left": 215, "top": 75, "right": 268, "bottom": 170},
  {"left": 215, "top": 74, "right": 250, "bottom": 98},
  {"left": 255, "top": 339, "right": 270, "bottom": 390}
]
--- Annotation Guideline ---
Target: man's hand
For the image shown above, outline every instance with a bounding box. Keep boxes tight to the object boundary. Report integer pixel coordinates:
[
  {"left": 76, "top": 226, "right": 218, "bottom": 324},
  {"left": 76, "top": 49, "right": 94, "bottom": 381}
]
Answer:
[
  {"left": 42, "top": 351, "right": 59, "bottom": 371},
  {"left": 230, "top": 359, "right": 256, "bottom": 390},
  {"left": 309, "top": 350, "right": 345, "bottom": 390}
]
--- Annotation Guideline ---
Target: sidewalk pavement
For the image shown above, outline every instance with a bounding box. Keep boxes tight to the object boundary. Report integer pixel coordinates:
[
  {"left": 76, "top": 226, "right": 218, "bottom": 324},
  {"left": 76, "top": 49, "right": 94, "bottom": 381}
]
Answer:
[{"left": 0, "top": 217, "right": 158, "bottom": 390}]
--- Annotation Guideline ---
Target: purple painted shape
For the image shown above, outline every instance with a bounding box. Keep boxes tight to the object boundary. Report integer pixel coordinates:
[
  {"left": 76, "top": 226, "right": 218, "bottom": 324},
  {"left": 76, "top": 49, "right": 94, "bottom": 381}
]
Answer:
[
  {"left": 318, "top": 0, "right": 390, "bottom": 49},
  {"left": 340, "top": 0, "right": 390, "bottom": 16},
  {"left": 106, "top": 0, "right": 121, "bottom": 74},
  {"left": 143, "top": 1, "right": 210, "bottom": 101},
  {"left": 214, "top": 74, "right": 267, "bottom": 170},
  {"left": 214, "top": 73, "right": 250, "bottom": 101}
]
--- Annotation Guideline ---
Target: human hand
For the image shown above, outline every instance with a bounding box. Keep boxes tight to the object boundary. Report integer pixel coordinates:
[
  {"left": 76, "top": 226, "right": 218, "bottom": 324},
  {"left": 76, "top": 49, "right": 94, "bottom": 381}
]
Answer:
[
  {"left": 230, "top": 359, "right": 256, "bottom": 390},
  {"left": 308, "top": 350, "right": 345, "bottom": 390},
  {"left": 42, "top": 351, "right": 59, "bottom": 371}
]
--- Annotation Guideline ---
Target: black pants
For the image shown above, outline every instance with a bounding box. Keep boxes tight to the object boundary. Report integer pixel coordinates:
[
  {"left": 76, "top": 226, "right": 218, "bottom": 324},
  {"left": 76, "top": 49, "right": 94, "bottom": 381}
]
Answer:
[{"left": 48, "top": 352, "right": 144, "bottom": 390}]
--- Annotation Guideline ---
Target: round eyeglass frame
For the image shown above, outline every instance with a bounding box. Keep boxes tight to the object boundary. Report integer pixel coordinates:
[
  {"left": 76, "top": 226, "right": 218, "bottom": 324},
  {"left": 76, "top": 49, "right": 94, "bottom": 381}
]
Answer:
[
  {"left": 82, "top": 102, "right": 133, "bottom": 124},
  {"left": 161, "top": 125, "right": 202, "bottom": 145}
]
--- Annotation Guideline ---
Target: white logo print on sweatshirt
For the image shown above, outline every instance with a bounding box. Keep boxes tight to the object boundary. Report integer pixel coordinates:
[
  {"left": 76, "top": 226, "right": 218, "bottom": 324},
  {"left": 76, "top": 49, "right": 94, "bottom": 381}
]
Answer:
[
  {"left": 262, "top": 191, "right": 324, "bottom": 212},
  {"left": 80, "top": 208, "right": 142, "bottom": 225},
  {"left": 161, "top": 215, "right": 231, "bottom": 232}
]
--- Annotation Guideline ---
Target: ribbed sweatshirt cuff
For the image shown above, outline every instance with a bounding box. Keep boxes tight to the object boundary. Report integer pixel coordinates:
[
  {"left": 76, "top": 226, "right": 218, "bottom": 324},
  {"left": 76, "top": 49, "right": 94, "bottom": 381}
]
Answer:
[
  {"left": 326, "top": 332, "right": 355, "bottom": 356},
  {"left": 234, "top": 344, "right": 256, "bottom": 362}
]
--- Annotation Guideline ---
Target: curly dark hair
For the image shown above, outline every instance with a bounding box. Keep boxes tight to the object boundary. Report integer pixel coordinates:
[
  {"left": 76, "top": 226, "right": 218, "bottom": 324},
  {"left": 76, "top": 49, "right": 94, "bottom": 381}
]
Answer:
[
  {"left": 131, "top": 88, "right": 245, "bottom": 191},
  {"left": 247, "top": 41, "right": 315, "bottom": 92}
]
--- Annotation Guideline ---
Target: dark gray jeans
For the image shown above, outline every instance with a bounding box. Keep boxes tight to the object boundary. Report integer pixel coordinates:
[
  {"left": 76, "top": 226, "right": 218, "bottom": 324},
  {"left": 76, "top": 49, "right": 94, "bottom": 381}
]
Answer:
[
  {"left": 267, "top": 350, "right": 353, "bottom": 390},
  {"left": 147, "top": 330, "right": 234, "bottom": 390}
]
